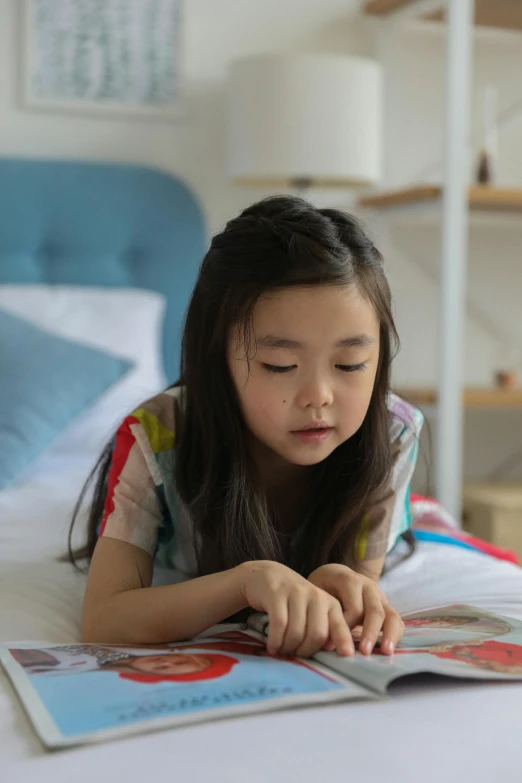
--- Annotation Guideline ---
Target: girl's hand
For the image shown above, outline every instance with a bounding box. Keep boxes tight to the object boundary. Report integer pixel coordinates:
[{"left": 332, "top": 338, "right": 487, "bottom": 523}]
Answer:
[
  {"left": 307, "top": 564, "right": 404, "bottom": 656},
  {"left": 238, "top": 560, "right": 354, "bottom": 658}
]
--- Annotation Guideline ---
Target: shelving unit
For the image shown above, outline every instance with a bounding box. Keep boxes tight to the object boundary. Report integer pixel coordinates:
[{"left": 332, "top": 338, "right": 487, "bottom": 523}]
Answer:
[
  {"left": 364, "top": 0, "right": 522, "bottom": 32},
  {"left": 394, "top": 388, "right": 522, "bottom": 409},
  {"left": 358, "top": 0, "right": 522, "bottom": 518},
  {"left": 359, "top": 186, "right": 522, "bottom": 213}
]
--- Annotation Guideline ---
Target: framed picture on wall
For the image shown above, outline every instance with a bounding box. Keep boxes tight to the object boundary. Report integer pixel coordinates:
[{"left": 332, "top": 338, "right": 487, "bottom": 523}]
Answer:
[{"left": 22, "top": 0, "right": 184, "bottom": 119}]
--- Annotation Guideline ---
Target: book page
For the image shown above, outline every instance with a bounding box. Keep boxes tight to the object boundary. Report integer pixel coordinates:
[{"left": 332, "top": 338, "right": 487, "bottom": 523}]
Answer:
[
  {"left": 314, "top": 605, "right": 522, "bottom": 694},
  {"left": 0, "top": 629, "right": 375, "bottom": 749}
]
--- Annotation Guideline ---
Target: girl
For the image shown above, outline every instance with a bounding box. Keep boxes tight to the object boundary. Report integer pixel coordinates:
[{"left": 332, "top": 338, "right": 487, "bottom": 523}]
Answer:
[{"left": 70, "top": 196, "right": 423, "bottom": 660}]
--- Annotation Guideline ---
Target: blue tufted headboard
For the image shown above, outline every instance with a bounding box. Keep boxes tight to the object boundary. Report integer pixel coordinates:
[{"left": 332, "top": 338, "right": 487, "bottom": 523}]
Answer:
[{"left": 0, "top": 158, "right": 207, "bottom": 382}]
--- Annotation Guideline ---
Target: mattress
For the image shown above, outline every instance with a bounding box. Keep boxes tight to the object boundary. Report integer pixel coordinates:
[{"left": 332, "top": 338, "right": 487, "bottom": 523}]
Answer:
[{"left": 1, "top": 452, "right": 522, "bottom": 778}]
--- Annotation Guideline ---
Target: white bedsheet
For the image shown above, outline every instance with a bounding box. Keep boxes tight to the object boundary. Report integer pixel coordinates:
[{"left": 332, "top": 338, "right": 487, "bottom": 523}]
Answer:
[{"left": 1, "top": 454, "right": 522, "bottom": 778}]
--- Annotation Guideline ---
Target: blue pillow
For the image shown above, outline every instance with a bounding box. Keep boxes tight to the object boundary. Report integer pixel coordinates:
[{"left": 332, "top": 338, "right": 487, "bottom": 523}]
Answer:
[{"left": 0, "top": 308, "right": 133, "bottom": 489}]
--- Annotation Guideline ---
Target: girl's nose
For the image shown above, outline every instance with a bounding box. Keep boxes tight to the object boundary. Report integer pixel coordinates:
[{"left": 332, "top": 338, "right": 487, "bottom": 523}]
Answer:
[{"left": 296, "top": 378, "right": 334, "bottom": 409}]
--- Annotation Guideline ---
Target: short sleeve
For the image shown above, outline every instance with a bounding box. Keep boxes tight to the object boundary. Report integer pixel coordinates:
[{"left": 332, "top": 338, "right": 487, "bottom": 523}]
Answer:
[
  {"left": 386, "top": 398, "right": 424, "bottom": 553},
  {"left": 353, "top": 396, "right": 424, "bottom": 563},
  {"left": 99, "top": 414, "right": 165, "bottom": 556}
]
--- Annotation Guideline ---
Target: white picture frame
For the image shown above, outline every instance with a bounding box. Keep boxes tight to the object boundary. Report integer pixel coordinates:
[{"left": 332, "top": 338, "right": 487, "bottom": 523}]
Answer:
[{"left": 22, "top": 0, "right": 184, "bottom": 120}]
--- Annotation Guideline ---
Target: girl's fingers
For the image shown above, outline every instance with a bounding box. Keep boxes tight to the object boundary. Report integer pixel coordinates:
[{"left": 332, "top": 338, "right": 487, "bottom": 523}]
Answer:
[
  {"left": 323, "top": 637, "right": 335, "bottom": 652},
  {"left": 380, "top": 607, "right": 405, "bottom": 655},
  {"left": 339, "top": 587, "right": 364, "bottom": 629},
  {"left": 266, "top": 596, "right": 288, "bottom": 656},
  {"left": 295, "top": 598, "right": 329, "bottom": 658},
  {"left": 280, "top": 590, "right": 308, "bottom": 655},
  {"left": 360, "top": 586, "right": 387, "bottom": 655},
  {"left": 328, "top": 603, "right": 355, "bottom": 657}
]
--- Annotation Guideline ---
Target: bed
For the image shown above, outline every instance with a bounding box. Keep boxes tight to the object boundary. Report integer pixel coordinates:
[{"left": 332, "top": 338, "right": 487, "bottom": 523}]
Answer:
[{"left": 1, "top": 158, "right": 521, "bottom": 781}]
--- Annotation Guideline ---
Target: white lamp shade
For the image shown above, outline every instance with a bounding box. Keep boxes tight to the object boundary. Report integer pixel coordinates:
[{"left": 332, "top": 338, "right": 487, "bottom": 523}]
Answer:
[{"left": 227, "top": 54, "right": 382, "bottom": 188}]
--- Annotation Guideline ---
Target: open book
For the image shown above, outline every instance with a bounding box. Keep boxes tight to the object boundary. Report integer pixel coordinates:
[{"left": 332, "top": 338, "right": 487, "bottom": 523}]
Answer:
[{"left": 2, "top": 604, "right": 522, "bottom": 749}]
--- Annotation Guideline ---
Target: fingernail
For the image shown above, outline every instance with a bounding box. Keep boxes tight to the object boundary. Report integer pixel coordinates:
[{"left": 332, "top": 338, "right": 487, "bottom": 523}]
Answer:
[
  {"left": 361, "top": 639, "right": 373, "bottom": 656},
  {"left": 387, "top": 641, "right": 395, "bottom": 655}
]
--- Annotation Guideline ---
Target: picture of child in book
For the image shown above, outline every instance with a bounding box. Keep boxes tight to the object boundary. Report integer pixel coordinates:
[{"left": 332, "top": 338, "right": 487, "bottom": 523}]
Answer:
[
  {"left": 403, "top": 616, "right": 477, "bottom": 629},
  {"left": 381, "top": 640, "right": 522, "bottom": 675},
  {"left": 402, "top": 611, "right": 512, "bottom": 636},
  {"left": 109, "top": 639, "right": 275, "bottom": 684},
  {"left": 350, "top": 617, "right": 478, "bottom": 647},
  {"left": 107, "top": 652, "right": 240, "bottom": 683},
  {"left": 9, "top": 636, "right": 303, "bottom": 685},
  {"left": 351, "top": 611, "right": 512, "bottom": 652},
  {"left": 396, "top": 612, "right": 512, "bottom": 650}
]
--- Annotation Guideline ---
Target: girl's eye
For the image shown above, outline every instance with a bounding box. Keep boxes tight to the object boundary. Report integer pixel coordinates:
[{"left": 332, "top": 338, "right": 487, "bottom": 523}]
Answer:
[
  {"left": 262, "top": 363, "right": 295, "bottom": 374},
  {"left": 336, "top": 362, "right": 367, "bottom": 373}
]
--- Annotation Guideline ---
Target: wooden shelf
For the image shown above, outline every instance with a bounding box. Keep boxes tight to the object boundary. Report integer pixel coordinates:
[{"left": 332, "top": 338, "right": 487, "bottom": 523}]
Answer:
[
  {"left": 358, "top": 185, "right": 522, "bottom": 213},
  {"left": 394, "top": 387, "right": 522, "bottom": 409},
  {"left": 364, "top": 0, "right": 522, "bottom": 31},
  {"left": 364, "top": 0, "right": 423, "bottom": 14},
  {"left": 426, "top": 1, "right": 522, "bottom": 32}
]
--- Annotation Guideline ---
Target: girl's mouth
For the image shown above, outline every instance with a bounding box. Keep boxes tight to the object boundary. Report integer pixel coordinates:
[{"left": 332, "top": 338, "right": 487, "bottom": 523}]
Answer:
[{"left": 290, "top": 427, "right": 333, "bottom": 444}]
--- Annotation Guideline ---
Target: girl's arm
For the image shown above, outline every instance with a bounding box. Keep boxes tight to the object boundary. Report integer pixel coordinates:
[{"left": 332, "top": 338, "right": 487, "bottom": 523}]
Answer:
[
  {"left": 82, "top": 538, "right": 248, "bottom": 644},
  {"left": 354, "top": 555, "right": 385, "bottom": 582},
  {"left": 82, "top": 539, "right": 354, "bottom": 658},
  {"left": 352, "top": 403, "right": 425, "bottom": 581}
]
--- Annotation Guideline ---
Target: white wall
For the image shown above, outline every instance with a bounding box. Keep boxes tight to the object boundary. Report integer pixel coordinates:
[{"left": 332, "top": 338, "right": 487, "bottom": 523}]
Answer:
[
  {"left": 1, "top": 0, "right": 522, "bottom": 485},
  {"left": 0, "top": 0, "right": 368, "bottom": 233}
]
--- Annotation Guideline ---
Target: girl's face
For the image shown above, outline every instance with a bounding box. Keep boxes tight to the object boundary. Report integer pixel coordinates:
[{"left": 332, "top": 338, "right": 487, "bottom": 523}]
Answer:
[{"left": 227, "top": 284, "right": 380, "bottom": 471}]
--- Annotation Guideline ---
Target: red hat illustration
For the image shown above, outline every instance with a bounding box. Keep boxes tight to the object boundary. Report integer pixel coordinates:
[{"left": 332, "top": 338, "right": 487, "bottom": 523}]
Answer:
[{"left": 118, "top": 653, "right": 239, "bottom": 684}]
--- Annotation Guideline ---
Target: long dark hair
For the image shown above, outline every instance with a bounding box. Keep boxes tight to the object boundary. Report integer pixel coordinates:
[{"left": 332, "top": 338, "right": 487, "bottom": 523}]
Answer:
[{"left": 69, "top": 195, "right": 402, "bottom": 577}]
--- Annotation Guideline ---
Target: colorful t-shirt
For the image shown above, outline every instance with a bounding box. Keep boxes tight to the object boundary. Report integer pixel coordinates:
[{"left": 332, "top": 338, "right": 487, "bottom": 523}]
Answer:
[{"left": 99, "top": 388, "right": 423, "bottom": 581}]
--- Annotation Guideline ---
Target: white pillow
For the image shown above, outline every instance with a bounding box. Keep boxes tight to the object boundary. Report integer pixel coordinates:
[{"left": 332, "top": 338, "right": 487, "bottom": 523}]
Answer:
[{"left": 0, "top": 286, "right": 167, "bottom": 456}]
